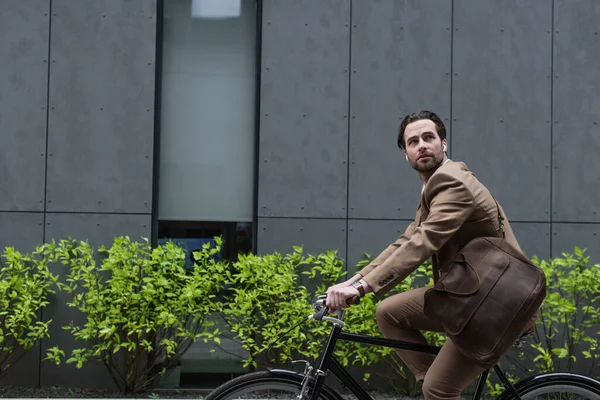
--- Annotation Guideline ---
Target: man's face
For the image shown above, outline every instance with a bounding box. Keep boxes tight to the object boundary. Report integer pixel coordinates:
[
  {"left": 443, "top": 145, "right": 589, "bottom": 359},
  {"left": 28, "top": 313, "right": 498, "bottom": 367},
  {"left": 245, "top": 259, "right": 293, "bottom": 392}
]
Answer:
[{"left": 403, "top": 119, "right": 447, "bottom": 173}]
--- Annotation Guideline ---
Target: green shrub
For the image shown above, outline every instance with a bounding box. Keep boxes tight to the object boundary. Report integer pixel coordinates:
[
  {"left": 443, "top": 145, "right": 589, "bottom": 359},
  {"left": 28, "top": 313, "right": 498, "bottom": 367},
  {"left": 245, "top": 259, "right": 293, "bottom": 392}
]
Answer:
[
  {"left": 532, "top": 247, "right": 600, "bottom": 375},
  {"left": 44, "top": 236, "right": 223, "bottom": 393},
  {"left": 211, "top": 246, "right": 342, "bottom": 368},
  {"left": 0, "top": 245, "right": 58, "bottom": 377}
]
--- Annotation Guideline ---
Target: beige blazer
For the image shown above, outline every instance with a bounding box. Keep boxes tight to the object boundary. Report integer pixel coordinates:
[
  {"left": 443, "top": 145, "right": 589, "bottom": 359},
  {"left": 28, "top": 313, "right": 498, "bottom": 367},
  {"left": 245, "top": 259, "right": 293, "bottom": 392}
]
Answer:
[{"left": 359, "top": 161, "right": 522, "bottom": 300}]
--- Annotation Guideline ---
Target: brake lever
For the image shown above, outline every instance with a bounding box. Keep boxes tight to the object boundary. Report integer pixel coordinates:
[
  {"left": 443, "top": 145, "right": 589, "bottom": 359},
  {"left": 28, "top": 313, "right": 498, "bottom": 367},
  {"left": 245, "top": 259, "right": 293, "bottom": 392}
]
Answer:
[{"left": 313, "top": 305, "right": 328, "bottom": 321}]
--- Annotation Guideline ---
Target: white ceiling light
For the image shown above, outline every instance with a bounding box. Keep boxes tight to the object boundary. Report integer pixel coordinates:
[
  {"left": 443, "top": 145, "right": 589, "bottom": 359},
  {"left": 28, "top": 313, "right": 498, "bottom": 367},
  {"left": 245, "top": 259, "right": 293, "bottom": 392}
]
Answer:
[{"left": 191, "top": 0, "right": 241, "bottom": 19}]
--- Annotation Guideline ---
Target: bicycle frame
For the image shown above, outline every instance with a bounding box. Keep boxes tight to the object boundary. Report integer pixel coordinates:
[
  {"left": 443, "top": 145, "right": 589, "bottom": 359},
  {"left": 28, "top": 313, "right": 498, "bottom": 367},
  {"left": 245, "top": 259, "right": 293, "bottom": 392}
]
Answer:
[{"left": 308, "top": 323, "right": 521, "bottom": 400}]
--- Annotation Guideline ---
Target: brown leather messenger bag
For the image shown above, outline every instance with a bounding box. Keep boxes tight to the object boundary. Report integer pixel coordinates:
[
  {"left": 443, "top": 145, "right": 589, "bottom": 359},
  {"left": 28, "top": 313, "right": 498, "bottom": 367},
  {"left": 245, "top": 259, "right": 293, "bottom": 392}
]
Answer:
[{"left": 423, "top": 200, "right": 547, "bottom": 364}]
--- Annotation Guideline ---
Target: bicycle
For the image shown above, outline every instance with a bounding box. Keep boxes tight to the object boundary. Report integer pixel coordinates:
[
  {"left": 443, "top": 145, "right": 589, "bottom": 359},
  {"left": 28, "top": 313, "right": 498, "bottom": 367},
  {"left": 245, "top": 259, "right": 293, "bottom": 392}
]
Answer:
[{"left": 206, "top": 295, "right": 600, "bottom": 400}]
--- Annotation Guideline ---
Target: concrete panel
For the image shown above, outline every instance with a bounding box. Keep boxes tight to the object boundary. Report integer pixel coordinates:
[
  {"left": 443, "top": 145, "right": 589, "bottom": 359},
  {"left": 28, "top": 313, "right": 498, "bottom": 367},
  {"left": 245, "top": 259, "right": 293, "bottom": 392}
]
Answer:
[
  {"left": 40, "top": 213, "right": 151, "bottom": 389},
  {"left": 452, "top": 0, "right": 552, "bottom": 222},
  {"left": 349, "top": 0, "right": 452, "bottom": 219},
  {"left": 553, "top": 1, "right": 600, "bottom": 222},
  {"left": 509, "top": 222, "right": 551, "bottom": 262},
  {"left": 0, "top": 0, "right": 49, "bottom": 212},
  {"left": 257, "top": 217, "right": 346, "bottom": 292},
  {"left": 346, "top": 219, "right": 412, "bottom": 275},
  {"left": 258, "top": 0, "right": 349, "bottom": 218},
  {"left": 0, "top": 212, "right": 44, "bottom": 251},
  {"left": 0, "top": 212, "right": 44, "bottom": 387},
  {"left": 257, "top": 217, "right": 346, "bottom": 256},
  {"left": 552, "top": 223, "right": 600, "bottom": 266},
  {"left": 46, "top": 0, "right": 156, "bottom": 213}
]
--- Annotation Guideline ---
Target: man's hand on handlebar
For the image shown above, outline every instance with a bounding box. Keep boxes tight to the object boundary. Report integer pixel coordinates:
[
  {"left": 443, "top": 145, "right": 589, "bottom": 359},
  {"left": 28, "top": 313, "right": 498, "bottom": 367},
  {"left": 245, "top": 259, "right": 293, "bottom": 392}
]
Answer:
[{"left": 325, "top": 286, "right": 360, "bottom": 311}]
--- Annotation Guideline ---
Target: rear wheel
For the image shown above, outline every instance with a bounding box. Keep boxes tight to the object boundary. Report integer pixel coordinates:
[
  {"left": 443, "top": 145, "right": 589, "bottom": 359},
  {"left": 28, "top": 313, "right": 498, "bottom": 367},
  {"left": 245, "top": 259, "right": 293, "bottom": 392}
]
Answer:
[
  {"left": 205, "top": 370, "right": 342, "bottom": 400},
  {"left": 519, "top": 384, "right": 600, "bottom": 399},
  {"left": 501, "top": 374, "right": 600, "bottom": 399}
]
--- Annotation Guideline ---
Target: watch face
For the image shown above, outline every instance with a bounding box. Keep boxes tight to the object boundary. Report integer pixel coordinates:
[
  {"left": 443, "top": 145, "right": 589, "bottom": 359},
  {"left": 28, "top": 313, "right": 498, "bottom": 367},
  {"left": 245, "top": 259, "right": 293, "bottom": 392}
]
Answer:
[{"left": 352, "top": 281, "right": 361, "bottom": 288}]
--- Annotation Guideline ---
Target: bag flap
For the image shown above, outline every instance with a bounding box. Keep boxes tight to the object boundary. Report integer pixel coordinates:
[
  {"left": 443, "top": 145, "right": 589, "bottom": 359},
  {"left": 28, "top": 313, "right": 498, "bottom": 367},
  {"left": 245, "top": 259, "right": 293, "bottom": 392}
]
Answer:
[{"left": 443, "top": 251, "right": 510, "bottom": 335}]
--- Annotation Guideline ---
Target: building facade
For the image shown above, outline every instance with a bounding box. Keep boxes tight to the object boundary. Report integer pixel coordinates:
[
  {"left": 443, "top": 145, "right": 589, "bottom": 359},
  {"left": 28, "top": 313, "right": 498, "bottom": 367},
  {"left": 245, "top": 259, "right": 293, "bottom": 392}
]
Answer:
[{"left": 0, "top": 0, "right": 599, "bottom": 390}]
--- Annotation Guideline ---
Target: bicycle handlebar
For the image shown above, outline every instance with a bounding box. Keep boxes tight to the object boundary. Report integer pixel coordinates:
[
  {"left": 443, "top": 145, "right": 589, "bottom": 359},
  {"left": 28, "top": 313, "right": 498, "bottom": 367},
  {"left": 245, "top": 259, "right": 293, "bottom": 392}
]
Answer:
[{"left": 311, "top": 294, "right": 360, "bottom": 322}]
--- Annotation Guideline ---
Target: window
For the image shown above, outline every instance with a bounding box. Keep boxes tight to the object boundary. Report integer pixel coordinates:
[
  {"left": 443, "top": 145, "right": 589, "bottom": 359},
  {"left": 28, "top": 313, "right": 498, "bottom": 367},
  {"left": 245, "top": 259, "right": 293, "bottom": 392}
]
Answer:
[
  {"left": 159, "top": 0, "right": 257, "bottom": 225},
  {"left": 157, "top": 0, "right": 259, "bottom": 386}
]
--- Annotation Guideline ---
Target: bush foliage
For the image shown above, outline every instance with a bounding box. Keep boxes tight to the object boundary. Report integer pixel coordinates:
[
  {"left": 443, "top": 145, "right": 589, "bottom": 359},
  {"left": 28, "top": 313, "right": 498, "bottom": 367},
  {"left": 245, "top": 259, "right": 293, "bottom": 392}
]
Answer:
[
  {"left": 44, "top": 237, "right": 223, "bottom": 393},
  {"left": 2, "top": 234, "right": 598, "bottom": 396},
  {"left": 0, "top": 245, "right": 58, "bottom": 378}
]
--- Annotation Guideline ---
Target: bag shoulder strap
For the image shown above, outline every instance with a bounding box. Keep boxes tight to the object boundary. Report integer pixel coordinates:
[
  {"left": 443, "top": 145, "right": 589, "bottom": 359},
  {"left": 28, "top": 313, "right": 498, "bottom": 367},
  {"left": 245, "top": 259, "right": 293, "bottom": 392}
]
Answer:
[{"left": 491, "top": 195, "right": 506, "bottom": 239}]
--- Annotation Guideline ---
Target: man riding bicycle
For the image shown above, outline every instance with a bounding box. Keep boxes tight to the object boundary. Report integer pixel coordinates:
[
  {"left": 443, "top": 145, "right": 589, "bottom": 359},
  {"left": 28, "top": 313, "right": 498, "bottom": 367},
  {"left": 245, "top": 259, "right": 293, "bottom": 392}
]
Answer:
[{"left": 325, "top": 110, "right": 539, "bottom": 400}]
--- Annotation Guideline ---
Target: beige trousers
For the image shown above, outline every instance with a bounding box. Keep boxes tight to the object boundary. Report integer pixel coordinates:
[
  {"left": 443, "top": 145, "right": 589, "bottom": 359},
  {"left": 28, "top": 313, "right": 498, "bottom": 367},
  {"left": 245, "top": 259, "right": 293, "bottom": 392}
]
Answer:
[{"left": 375, "top": 287, "right": 488, "bottom": 400}]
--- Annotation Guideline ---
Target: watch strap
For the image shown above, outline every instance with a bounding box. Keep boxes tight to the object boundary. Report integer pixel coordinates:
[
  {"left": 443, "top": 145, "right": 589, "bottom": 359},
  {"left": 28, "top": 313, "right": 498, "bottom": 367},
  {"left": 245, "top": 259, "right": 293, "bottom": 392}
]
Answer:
[{"left": 352, "top": 280, "right": 366, "bottom": 297}]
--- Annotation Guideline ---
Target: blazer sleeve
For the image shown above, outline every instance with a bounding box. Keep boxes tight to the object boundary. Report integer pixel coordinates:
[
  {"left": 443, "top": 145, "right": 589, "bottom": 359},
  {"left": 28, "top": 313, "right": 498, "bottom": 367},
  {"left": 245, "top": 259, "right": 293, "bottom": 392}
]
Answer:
[
  {"left": 357, "top": 220, "right": 417, "bottom": 277},
  {"left": 361, "top": 170, "right": 475, "bottom": 300}
]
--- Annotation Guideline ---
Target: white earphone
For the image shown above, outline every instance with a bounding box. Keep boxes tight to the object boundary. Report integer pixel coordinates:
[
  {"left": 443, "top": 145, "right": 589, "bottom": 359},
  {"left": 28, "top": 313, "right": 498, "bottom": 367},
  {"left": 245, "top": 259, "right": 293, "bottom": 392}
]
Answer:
[
  {"left": 405, "top": 155, "right": 409, "bottom": 161},
  {"left": 443, "top": 144, "right": 447, "bottom": 151}
]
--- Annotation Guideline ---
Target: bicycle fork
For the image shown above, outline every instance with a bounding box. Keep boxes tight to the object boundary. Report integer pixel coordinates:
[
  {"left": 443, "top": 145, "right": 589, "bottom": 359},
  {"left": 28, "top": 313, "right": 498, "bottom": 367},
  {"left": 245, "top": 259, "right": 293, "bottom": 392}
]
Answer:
[{"left": 301, "top": 323, "right": 343, "bottom": 400}]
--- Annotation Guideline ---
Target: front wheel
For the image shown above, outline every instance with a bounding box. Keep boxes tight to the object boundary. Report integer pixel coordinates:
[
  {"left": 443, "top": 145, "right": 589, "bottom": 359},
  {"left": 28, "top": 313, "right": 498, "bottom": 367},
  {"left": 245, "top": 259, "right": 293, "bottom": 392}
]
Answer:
[
  {"left": 498, "top": 373, "right": 600, "bottom": 399},
  {"left": 205, "top": 370, "right": 344, "bottom": 400}
]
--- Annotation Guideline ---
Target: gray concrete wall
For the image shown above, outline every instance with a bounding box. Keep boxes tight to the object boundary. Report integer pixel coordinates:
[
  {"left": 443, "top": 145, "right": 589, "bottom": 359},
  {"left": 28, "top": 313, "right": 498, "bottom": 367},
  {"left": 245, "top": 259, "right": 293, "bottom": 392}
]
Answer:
[
  {"left": 0, "top": 0, "right": 155, "bottom": 389},
  {"left": 257, "top": 0, "right": 600, "bottom": 271},
  {"left": 1, "top": 0, "right": 599, "bottom": 390}
]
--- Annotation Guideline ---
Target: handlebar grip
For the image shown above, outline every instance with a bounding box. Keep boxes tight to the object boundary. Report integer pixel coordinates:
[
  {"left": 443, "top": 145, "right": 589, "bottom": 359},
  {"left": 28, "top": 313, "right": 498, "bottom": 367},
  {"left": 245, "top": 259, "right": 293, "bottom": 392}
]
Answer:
[{"left": 346, "top": 296, "right": 360, "bottom": 306}]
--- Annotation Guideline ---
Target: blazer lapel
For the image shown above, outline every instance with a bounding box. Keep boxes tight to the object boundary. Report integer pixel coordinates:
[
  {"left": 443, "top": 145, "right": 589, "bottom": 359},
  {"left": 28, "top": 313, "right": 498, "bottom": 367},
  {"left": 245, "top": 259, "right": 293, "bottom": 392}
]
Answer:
[{"left": 415, "top": 198, "right": 425, "bottom": 227}]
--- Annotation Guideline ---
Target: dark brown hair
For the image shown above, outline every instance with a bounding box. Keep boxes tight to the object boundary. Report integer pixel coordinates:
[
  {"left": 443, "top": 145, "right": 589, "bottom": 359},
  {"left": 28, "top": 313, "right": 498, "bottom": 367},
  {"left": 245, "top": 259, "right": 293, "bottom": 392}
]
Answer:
[{"left": 397, "top": 110, "right": 447, "bottom": 150}]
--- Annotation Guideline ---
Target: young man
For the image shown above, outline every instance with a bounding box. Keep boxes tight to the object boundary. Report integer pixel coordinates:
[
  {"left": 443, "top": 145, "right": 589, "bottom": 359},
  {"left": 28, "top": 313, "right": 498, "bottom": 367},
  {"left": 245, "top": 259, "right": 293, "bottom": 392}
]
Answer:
[{"left": 326, "top": 110, "right": 526, "bottom": 400}]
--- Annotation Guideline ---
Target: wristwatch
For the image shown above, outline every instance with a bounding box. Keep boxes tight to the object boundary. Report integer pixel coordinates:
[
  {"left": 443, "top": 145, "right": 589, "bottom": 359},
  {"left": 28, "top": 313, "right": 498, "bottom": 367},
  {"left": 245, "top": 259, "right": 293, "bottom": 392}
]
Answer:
[{"left": 351, "top": 280, "right": 365, "bottom": 297}]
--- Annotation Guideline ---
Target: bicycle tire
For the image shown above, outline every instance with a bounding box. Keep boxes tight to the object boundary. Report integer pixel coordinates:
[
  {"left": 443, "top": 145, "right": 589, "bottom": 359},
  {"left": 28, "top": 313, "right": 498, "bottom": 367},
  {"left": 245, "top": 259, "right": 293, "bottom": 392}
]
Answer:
[
  {"left": 498, "top": 373, "right": 600, "bottom": 399},
  {"left": 205, "top": 370, "right": 344, "bottom": 400}
]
